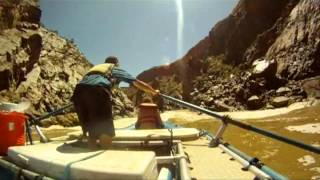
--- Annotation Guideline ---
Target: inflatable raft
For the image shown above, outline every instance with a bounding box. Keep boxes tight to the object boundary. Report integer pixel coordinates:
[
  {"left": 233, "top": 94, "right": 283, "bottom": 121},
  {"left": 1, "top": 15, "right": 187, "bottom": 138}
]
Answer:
[
  {"left": 2, "top": 127, "right": 200, "bottom": 180},
  {"left": 3, "top": 99, "right": 316, "bottom": 179},
  {"left": 1, "top": 123, "right": 287, "bottom": 180}
]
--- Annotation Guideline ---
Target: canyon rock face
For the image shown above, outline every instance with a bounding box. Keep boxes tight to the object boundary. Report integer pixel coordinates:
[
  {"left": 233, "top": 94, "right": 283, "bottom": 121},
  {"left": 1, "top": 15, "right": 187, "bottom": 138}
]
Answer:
[
  {"left": 137, "top": 0, "right": 320, "bottom": 111},
  {"left": 0, "top": 0, "right": 133, "bottom": 126}
]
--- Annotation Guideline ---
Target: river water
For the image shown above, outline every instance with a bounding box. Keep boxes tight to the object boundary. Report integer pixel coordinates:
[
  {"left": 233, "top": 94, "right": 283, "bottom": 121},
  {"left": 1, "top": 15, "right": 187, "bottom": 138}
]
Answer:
[{"left": 170, "top": 105, "right": 320, "bottom": 180}]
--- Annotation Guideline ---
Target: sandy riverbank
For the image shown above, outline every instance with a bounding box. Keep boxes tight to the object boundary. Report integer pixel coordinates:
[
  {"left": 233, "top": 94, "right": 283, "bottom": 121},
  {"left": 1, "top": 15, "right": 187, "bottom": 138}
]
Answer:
[
  {"left": 41, "top": 100, "right": 319, "bottom": 134},
  {"left": 160, "top": 101, "right": 320, "bottom": 134},
  {"left": 161, "top": 100, "right": 318, "bottom": 121}
]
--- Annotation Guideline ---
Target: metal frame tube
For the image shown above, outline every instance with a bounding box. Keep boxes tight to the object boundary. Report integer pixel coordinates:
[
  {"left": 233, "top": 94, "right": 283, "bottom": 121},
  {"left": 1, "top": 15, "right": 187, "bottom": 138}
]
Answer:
[
  {"left": 156, "top": 154, "right": 187, "bottom": 165},
  {"left": 177, "top": 142, "right": 191, "bottom": 180},
  {"left": 25, "top": 120, "right": 33, "bottom": 145},
  {"left": 210, "top": 120, "right": 228, "bottom": 147},
  {"left": 157, "top": 167, "right": 173, "bottom": 180},
  {"left": 34, "top": 125, "right": 49, "bottom": 143}
]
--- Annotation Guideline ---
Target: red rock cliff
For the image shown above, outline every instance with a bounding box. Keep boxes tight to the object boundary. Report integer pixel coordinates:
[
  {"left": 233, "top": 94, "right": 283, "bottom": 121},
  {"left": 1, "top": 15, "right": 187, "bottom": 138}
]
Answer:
[{"left": 137, "top": 0, "right": 320, "bottom": 102}]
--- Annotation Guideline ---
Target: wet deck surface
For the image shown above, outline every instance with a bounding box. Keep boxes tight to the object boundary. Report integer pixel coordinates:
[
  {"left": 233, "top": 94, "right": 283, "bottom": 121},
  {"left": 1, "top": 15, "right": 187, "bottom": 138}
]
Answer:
[{"left": 183, "top": 137, "right": 256, "bottom": 179}]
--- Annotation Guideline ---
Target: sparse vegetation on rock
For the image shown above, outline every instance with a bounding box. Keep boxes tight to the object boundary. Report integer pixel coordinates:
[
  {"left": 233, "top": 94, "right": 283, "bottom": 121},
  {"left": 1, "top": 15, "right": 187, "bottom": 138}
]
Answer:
[{"left": 0, "top": 0, "right": 134, "bottom": 126}]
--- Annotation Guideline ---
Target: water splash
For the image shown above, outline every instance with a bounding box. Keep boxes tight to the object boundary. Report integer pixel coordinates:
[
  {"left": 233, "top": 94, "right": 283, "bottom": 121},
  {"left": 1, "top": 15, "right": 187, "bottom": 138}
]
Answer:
[{"left": 175, "top": 0, "right": 184, "bottom": 58}]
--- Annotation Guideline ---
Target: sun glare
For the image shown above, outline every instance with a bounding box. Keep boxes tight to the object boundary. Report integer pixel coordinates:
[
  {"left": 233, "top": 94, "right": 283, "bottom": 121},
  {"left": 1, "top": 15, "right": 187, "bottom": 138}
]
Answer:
[{"left": 175, "top": 0, "right": 184, "bottom": 58}]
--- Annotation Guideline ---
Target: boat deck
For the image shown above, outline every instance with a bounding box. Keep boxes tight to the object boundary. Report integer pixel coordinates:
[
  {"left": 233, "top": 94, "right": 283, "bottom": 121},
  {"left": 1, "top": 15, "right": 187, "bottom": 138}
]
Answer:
[
  {"left": 67, "top": 124, "right": 259, "bottom": 179},
  {"left": 183, "top": 137, "right": 256, "bottom": 179}
]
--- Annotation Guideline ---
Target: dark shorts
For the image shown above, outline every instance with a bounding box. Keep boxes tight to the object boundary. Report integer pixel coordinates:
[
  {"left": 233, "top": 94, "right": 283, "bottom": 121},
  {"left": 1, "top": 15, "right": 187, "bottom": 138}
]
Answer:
[{"left": 72, "top": 85, "right": 114, "bottom": 138}]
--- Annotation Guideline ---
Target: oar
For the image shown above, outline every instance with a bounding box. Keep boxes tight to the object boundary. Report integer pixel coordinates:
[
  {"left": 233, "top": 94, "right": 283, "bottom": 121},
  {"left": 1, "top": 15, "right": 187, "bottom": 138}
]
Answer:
[
  {"left": 28, "top": 103, "right": 74, "bottom": 143},
  {"left": 30, "top": 103, "right": 73, "bottom": 123},
  {"left": 160, "top": 93, "right": 320, "bottom": 154}
]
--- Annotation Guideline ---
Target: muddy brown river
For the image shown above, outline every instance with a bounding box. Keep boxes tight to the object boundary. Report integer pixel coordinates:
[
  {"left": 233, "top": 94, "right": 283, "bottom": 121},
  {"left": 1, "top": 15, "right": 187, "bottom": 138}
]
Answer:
[
  {"left": 39, "top": 105, "right": 320, "bottom": 180},
  {"left": 170, "top": 105, "right": 320, "bottom": 180}
]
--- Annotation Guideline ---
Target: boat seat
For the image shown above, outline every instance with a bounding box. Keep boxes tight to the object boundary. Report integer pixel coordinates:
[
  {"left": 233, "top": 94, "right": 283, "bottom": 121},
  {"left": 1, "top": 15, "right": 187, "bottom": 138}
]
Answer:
[
  {"left": 8, "top": 144, "right": 158, "bottom": 180},
  {"left": 135, "top": 103, "right": 164, "bottom": 129}
]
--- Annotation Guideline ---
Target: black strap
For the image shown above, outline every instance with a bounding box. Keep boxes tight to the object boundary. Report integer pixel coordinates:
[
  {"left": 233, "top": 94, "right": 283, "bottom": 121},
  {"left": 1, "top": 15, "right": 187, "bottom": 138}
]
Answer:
[{"left": 241, "top": 157, "right": 263, "bottom": 171}]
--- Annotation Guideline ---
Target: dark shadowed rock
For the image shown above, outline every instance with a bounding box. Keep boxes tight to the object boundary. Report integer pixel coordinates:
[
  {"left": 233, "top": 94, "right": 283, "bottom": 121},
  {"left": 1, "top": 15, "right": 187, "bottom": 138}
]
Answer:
[
  {"left": 271, "top": 96, "right": 290, "bottom": 108},
  {"left": 302, "top": 76, "right": 320, "bottom": 99},
  {"left": 265, "top": 103, "right": 274, "bottom": 109},
  {"left": 276, "top": 87, "right": 292, "bottom": 95},
  {"left": 214, "top": 100, "right": 234, "bottom": 112},
  {"left": 265, "top": 0, "right": 320, "bottom": 80},
  {"left": 247, "top": 95, "right": 262, "bottom": 110}
]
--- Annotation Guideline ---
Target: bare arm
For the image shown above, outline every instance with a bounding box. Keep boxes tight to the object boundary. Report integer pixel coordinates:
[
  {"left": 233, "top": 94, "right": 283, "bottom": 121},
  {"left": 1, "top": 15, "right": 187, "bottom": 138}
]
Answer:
[
  {"left": 110, "top": 68, "right": 159, "bottom": 95},
  {"left": 132, "top": 80, "right": 159, "bottom": 96}
]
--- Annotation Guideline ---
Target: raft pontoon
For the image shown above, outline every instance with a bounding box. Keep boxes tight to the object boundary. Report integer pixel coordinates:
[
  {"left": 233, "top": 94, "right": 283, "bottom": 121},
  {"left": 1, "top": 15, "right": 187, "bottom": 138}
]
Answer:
[{"left": 1, "top": 94, "right": 319, "bottom": 180}]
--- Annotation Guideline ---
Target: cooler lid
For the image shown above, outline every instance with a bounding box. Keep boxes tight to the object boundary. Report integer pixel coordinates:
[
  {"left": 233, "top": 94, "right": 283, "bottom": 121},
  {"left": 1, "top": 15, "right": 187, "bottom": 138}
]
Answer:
[{"left": 0, "top": 101, "right": 31, "bottom": 113}]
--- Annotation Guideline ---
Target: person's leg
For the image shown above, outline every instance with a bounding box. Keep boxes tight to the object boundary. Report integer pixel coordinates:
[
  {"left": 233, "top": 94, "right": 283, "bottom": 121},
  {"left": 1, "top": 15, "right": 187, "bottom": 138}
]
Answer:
[
  {"left": 87, "top": 136, "right": 98, "bottom": 149},
  {"left": 72, "top": 85, "right": 89, "bottom": 141},
  {"left": 84, "top": 86, "right": 114, "bottom": 149},
  {"left": 99, "top": 134, "right": 112, "bottom": 149},
  {"left": 94, "top": 86, "right": 114, "bottom": 148},
  {"left": 87, "top": 121, "right": 112, "bottom": 149},
  {"left": 82, "top": 86, "right": 100, "bottom": 148}
]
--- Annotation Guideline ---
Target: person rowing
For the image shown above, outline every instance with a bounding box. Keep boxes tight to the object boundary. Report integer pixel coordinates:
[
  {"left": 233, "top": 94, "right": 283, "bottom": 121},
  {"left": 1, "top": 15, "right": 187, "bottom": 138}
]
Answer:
[{"left": 72, "top": 56, "right": 159, "bottom": 149}]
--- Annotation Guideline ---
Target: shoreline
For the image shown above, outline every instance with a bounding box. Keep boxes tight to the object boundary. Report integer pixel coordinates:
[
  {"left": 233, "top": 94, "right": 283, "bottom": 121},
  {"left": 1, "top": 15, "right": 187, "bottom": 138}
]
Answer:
[
  {"left": 161, "top": 100, "right": 318, "bottom": 122},
  {"left": 41, "top": 100, "right": 319, "bottom": 131}
]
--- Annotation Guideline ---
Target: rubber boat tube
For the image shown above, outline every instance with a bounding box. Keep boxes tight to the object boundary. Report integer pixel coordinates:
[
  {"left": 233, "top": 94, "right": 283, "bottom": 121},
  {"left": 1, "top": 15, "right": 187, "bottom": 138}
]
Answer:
[
  {"left": 0, "top": 158, "right": 53, "bottom": 180},
  {"left": 218, "top": 144, "right": 272, "bottom": 179}
]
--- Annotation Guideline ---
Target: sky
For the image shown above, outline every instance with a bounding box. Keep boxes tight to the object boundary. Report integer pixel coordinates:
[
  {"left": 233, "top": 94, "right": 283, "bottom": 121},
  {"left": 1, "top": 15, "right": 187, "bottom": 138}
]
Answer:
[{"left": 40, "top": 0, "right": 238, "bottom": 76}]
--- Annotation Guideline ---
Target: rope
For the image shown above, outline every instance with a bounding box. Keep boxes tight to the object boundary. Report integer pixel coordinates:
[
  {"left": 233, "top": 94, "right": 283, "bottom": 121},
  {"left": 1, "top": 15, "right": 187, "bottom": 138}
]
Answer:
[
  {"left": 198, "top": 129, "right": 209, "bottom": 137},
  {"left": 160, "top": 93, "right": 320, "bottom": 154}
]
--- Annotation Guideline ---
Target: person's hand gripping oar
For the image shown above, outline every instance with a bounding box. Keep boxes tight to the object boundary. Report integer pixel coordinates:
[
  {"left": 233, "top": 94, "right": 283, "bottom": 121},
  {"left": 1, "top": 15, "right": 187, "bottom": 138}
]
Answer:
[{"left": 132, "top": 79, "right": 160, "bottom": 97}]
